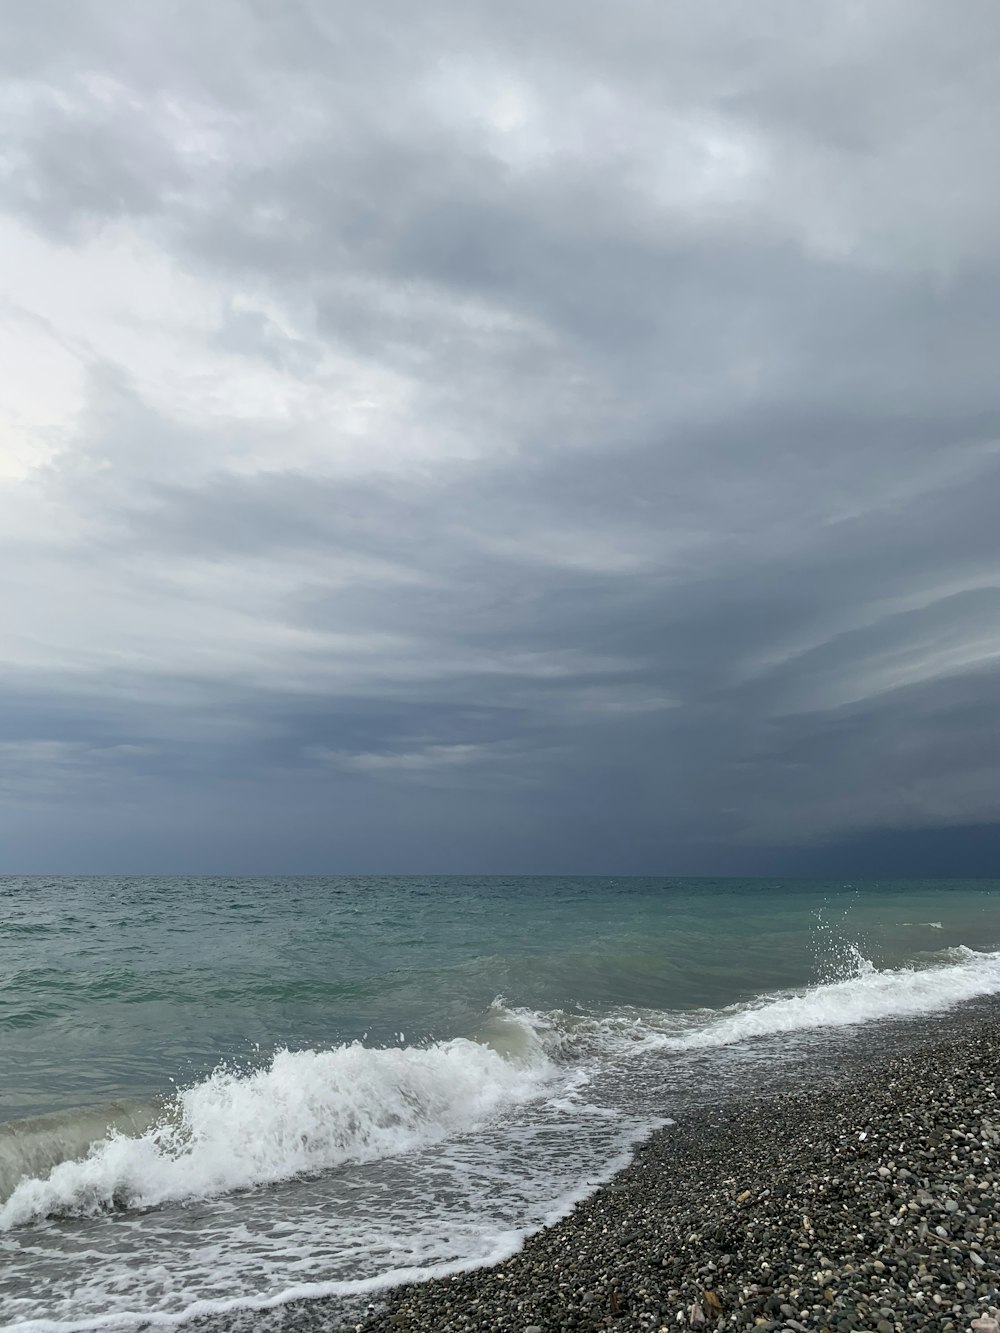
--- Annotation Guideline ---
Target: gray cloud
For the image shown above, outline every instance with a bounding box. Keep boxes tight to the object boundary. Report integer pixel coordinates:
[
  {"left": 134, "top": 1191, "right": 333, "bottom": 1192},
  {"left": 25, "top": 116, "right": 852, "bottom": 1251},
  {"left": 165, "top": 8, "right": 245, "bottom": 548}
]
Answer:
[{"left": 1, "top": 1, "right": 999, "bottom": 872}]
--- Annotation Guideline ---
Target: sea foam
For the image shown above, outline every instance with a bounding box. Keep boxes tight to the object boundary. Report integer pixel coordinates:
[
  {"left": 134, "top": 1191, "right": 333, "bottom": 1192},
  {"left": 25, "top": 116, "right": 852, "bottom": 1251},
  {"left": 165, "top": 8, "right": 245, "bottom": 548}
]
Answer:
[
  {"left": 494, "top": 946, "right": 1000, "bottom": 1059},
  {"left": 665, "top": 945, "right": 1000, "bottom": 1050},
  {"left": 0, "top": 1036, "right": 550, "bottom": 1229},
  {"left": 5, "top": 947, "right": 1000, "bottom": 1234}
]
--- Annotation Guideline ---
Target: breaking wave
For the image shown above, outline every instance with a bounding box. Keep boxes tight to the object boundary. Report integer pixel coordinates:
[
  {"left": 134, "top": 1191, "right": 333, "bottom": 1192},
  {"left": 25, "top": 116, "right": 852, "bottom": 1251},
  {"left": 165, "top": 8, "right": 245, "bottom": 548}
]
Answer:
[
  {"left": 5, "top": 945, "right": 1000, "bottom": 1233},
  {"left": 0, "top": 1036, "right": 551, "bottom": 1229},
  {"left": 662, "top": 945, "right": 1000, "bottom": 1049},
  {"left": 495, "top": 946, "right": 1000, "bottom": 1057}
]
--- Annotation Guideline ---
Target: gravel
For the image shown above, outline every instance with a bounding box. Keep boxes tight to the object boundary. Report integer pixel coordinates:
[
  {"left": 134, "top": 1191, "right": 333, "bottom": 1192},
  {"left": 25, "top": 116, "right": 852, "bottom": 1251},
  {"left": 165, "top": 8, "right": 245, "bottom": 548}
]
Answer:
[{"left": 346, "top": 1020, "right": 1000, "bottom": 1333}]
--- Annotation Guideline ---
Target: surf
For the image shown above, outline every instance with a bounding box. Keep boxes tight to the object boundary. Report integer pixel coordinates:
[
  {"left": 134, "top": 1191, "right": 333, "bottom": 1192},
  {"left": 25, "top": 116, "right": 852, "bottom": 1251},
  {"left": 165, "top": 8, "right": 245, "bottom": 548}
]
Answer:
[
  {"left": 8, "top": 945, "right": 1000, "bottom": 1233},
  {"left": 0, "top": 1036, "right": 552, "bottom": 1228},
  {"left": 487, "top": 945, "right": 1000, "bottom": 1059}
]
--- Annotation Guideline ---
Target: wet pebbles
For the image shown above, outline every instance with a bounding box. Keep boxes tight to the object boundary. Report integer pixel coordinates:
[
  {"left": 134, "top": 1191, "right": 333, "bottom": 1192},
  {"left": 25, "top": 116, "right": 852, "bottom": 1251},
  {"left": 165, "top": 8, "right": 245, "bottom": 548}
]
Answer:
[{"left": 351, "top": 1021, "right": 1000, "bottom": 1333}]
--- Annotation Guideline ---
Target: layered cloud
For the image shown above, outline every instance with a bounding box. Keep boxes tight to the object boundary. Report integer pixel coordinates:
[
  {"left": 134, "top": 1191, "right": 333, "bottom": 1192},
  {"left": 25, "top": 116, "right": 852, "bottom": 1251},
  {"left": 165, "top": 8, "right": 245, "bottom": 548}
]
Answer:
[{"left": 2, "top": 1, "right": 1000, "bottom": 871}]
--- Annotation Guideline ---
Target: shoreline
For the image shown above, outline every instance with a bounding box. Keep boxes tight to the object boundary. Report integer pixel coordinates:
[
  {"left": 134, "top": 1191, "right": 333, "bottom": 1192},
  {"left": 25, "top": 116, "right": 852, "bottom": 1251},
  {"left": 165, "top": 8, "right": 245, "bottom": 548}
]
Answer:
[{"left": 340, "top": 1019, "right": 1000, "bottom": 1333}]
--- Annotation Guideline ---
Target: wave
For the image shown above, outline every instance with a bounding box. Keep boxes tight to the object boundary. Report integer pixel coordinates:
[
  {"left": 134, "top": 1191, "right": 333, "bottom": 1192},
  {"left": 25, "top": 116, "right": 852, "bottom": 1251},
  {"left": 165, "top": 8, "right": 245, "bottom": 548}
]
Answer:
[
  {"left": 6, "top": 946, "right": 999, "bottom": 1234},
  {"left": 665, "top": 945, "right": 1000, "bottom": 1050},
  {"left": 0, "top": 1101, "right": 158, "bottom": 1203},
  {"left": 0, "top": 1036, "right": 551, "bottom": 1229},
  {"left": 494, "top": 945, "right": 1000, "bottom": 1058}
]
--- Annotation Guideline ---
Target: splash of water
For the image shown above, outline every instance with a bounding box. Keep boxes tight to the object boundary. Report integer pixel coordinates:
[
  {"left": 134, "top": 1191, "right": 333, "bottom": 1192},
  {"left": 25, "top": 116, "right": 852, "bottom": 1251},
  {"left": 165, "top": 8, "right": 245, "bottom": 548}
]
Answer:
[{"left": 0, "top": 1037, "right": 551, "bottom": 1228}]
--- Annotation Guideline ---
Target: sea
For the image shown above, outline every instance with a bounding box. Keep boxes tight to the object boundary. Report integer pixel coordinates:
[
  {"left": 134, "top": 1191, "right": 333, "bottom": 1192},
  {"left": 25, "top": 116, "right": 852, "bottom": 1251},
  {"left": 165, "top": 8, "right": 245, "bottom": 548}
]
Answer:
[{"left": 1, "top": 875, "right": 999, "bottom": 1332}]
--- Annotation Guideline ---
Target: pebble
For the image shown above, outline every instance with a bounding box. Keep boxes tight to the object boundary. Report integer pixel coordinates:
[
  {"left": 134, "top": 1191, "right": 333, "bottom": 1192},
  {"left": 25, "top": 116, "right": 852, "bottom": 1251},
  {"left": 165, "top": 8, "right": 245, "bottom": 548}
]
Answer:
[{"left": 260, "top": 1019, "right": 1000, "bottom": 1333}]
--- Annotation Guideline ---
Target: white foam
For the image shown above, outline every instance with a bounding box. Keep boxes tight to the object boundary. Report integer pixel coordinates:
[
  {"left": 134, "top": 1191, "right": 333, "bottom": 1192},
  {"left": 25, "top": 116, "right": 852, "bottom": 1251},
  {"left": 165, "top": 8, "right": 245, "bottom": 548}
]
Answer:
[
  {"left": 0, "top": 1060, "right": 654, "bottom": 1333},
  {"left": 0, "top": 1128, "right": 655, "bottom": 1333},
  {"left": 490, "top": 947, "right": 1000, "bottom": 1061},
  {"left": 0, "top": 1240, "right": 529, "bottom": 1333},
  {"left": 664, "top": 946, "right": 1000, "bottom": 1050},
  {"left": 0, "top": 1101, "right": 157, "bottom": 1202},
  {"left": 7, "top": 948, "right": 1000, "bottom": 1331},
  {"left": 0, "top": 1239, "right": 529, "bottom": 1333},
  {"left": 0, "top": 1036, "right": 551, "bottom": 1229}
]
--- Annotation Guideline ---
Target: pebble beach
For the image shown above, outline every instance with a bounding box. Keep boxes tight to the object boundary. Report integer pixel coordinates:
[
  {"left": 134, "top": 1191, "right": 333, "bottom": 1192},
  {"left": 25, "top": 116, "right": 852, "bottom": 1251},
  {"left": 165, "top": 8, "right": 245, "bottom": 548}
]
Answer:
[{"left": 350, "top": 1019, "right": 1000, "bottom": 1333}]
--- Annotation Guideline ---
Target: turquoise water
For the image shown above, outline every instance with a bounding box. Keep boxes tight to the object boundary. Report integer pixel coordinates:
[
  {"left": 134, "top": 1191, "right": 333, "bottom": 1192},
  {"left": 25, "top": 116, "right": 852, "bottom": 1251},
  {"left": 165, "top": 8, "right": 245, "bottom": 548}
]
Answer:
[{"left": 1, "top": 876, "right": 998, "bottom": 1330}]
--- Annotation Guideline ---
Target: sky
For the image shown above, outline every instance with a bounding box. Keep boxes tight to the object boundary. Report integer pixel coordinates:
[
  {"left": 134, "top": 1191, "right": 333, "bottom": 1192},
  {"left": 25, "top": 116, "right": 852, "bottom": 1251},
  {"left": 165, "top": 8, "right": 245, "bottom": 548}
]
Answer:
[{"left": 2, "top": 1, "right": 1000, "bottom": 876}]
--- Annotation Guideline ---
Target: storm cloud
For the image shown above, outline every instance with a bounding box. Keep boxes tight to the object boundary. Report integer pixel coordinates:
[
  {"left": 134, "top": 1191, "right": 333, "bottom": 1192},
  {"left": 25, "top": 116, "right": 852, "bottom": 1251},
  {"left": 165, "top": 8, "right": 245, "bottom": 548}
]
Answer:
[{"left": 2, "top": 1, "right": 1000, "bottom": 873}]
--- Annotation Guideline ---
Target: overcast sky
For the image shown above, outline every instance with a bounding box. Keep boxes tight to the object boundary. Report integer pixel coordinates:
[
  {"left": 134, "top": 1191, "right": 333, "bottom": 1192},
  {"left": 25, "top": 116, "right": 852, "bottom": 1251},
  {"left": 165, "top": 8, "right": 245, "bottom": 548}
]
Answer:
[{"left": 2, "top": 1, "right": 1000, "bottom": 875}]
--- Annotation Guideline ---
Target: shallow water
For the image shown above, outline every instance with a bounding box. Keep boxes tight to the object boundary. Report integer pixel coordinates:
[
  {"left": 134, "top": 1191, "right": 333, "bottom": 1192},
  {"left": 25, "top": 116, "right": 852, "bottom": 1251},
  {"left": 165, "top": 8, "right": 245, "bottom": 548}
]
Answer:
[{"left": 1, "top": 876, "right": 998, "bottom": 1330}]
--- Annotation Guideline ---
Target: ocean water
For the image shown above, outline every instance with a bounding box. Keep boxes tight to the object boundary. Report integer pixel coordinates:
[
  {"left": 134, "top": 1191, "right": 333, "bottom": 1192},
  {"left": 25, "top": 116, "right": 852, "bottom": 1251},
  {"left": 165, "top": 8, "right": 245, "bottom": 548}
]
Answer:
[{"left": 1, "top": 875, "right": 998, "bottom": 1331}]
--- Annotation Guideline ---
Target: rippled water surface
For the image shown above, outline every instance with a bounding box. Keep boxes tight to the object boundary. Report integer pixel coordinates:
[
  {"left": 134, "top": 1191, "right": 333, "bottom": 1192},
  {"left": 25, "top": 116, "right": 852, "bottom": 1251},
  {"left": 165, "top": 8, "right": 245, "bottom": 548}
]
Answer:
[{"left": 1, "top": 875, "right": 998, "bottom": 1331}]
